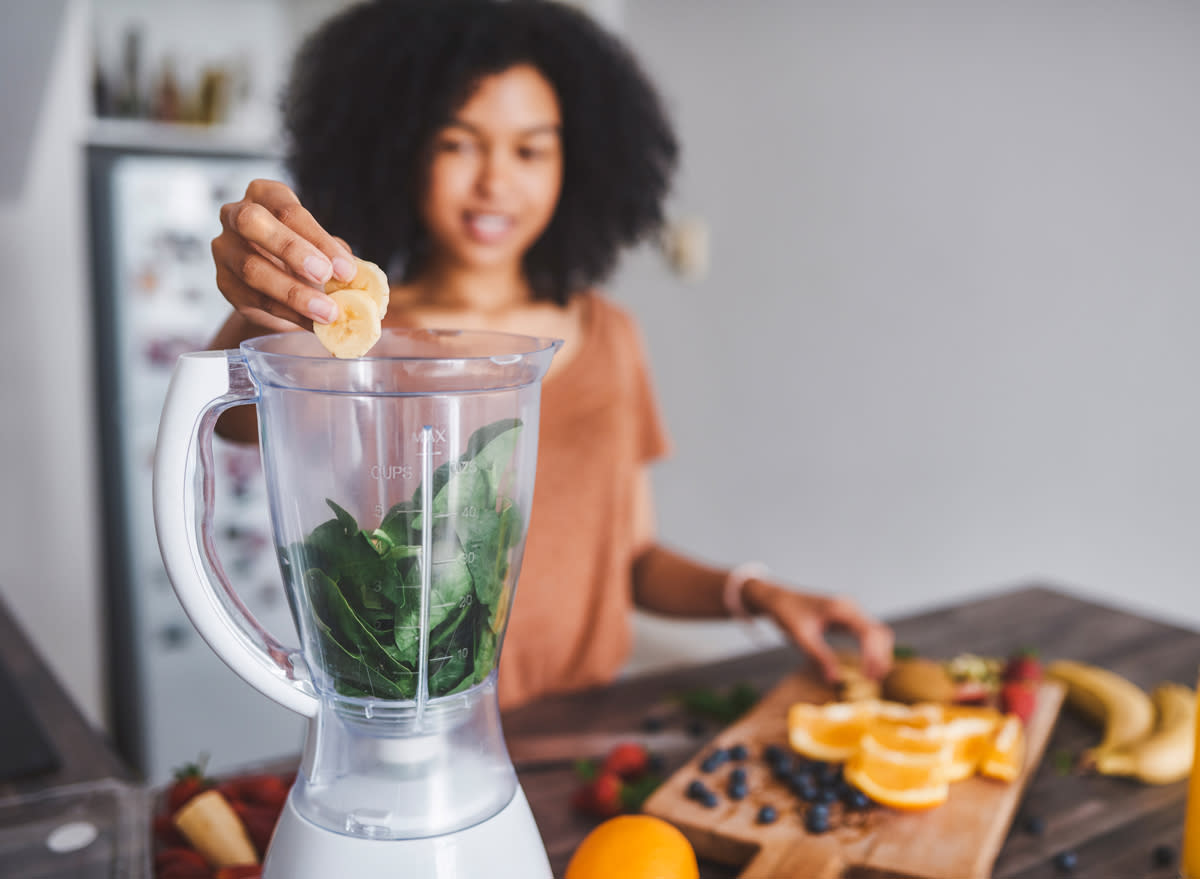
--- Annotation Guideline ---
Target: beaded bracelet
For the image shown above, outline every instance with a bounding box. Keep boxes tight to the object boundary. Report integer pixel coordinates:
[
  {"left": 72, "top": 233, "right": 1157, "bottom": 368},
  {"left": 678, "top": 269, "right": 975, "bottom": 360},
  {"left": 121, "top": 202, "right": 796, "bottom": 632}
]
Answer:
[{"left": 722, "top": 561, "right": 769, "bottom": 619}]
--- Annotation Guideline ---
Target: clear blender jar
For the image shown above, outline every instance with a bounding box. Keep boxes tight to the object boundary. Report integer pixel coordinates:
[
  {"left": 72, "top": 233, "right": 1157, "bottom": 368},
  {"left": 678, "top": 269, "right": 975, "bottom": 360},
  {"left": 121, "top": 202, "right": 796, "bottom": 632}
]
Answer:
[{"left": 153, "top": 328, "right": 559, "bottom": 877}]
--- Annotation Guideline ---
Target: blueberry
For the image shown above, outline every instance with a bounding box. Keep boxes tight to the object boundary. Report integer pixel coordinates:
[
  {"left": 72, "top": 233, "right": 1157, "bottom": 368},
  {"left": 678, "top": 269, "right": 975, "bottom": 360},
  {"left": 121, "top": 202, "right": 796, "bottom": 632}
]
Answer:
[
  {"left": 730, "top": 767, "right": 748, "bottom": 785},
  {"left": 727, "top": 780, "right": 749, "bottom": 800},
  {"left": 1023, "top": 815, "right": 1046, "bottom": 836},
  {"left": 815, "top": 788, "right": 838, "bottom": 805},
  {"left": 686, "top": 780, "right": 708, "bottom": 801},
  {"left": 1152, "top": 845, "right": 1176, "bottom": 868},
  {"left": 1053, "top": 851, "right": 1078, "bottom": 873},
  {"left": 771, "top": 757, "right": 794, "bottom": 779},
  {"left": 789, "top": 768, "right": 815, "bottom": 786},
  {"left": 816, "top": 762, "right": 842, "bottom": 785},
  {"left": 700, "top": 790, "right": 719, "bottom": 808},
  {"left": 756, "top": 805, "right": 778, "bottom": 825},
  {"left": 843, "top": 789, "right": 871, "bottom": 811},
  {"left": 790, "top": 775, "right": 818, "bottom": 802},
  {"left": 701, "top": 748, "right": 730, "bottom": 771},
  {"left": 763, "top": 744, "right": 786, "bottom": 765},
  {"left": 805, "top": 804, "right": 831, "bottom": 834},
  {"left": 730, "top": 744, "right": 750, "bottom": 761},
  {"left": 641, "top": 715, "right": 665, "bottom": 732}
]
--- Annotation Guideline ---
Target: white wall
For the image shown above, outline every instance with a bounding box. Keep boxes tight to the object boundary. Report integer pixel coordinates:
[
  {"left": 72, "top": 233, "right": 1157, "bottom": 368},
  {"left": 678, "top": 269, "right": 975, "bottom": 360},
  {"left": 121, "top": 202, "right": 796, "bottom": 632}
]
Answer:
[
  {"left": 3, "top": 0, "right": 1199, "bottom": 726},
  {"left": 619, "top": 0, "right": 1200, "bottom": 672},
  {"left": 0, "top": 0, "right": 353, "bottom": 732},
  {"left": 0, "top": 0, "right": 102, "bottom": 723}
]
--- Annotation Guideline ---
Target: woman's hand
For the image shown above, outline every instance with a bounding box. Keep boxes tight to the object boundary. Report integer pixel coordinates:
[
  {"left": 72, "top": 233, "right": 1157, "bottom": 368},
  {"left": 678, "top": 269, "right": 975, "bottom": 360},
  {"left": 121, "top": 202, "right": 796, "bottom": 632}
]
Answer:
[
  {"left": 211, "top": 179, "right": 359, "bottom": 333},
  {"left": 743, "top": 579, "right": 894, "bottom": 684}
]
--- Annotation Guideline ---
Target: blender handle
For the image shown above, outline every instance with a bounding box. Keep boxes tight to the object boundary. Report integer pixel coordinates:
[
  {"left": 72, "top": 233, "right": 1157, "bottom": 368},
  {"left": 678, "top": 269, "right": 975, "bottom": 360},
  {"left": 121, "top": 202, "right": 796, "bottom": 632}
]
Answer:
[{"left": 153, "top": 350, "right": 319, "bottom": 719}]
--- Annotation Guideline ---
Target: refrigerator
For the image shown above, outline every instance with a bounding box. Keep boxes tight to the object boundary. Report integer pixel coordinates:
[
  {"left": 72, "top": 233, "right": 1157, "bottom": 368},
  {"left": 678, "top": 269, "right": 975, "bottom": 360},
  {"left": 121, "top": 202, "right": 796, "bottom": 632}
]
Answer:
[{"left": 87, "top": 142, "right": 306, "bottom": 783}]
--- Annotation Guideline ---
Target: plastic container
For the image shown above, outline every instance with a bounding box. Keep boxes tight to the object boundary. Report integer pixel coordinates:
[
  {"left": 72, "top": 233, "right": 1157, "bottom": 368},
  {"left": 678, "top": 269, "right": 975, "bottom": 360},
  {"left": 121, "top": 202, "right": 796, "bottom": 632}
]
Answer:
[{"left": 0, "top": 778, "right": 150, "bottom": 879}]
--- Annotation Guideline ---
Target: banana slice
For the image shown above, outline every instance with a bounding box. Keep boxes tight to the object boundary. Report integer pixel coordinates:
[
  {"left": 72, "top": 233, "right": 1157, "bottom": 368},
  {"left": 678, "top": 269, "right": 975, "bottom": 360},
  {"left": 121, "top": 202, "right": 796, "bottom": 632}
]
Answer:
[
  {"left": 325, "top": 258, "right": 390, "bottom": 317},
  {"left": 314, "top": 288, "right": 382, "bottom": 358}
]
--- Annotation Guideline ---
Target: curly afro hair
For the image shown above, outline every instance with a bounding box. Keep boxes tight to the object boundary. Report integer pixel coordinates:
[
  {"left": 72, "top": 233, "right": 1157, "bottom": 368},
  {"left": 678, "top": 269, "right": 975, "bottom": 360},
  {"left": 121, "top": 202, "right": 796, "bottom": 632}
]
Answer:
[{"left": 283, "top": 0, "right": 679, "bottom": 305}]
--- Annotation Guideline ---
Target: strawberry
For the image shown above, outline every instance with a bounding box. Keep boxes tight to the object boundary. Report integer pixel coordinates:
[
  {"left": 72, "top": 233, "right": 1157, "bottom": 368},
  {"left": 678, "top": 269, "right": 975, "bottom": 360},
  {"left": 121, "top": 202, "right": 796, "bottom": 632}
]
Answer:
[
  {"left": 953, "top": 679, "right": 992, "bottom": 705},
  {"left": 601, "top": 742, "right": 649, "bottom": 780},
  {"left": 1004, "top": 648, "right": 1043, "bottom": 683},
  {"left": 152, "top": 811, "right": 189, "bottom": 848},
  {"left": 158, "top": 866, "right": 212, "bottom": 879},
  {"left": 230, "top": 800, "right": 282, "bottom": 857},
  {"left": 166, "top": 762, "right": 213, "bottom": 815},
  {"left": 1002, "top": 681, "right": 1038, "bottom": 723},
  {"left": 215, "top": 867, "right": 262, "bottom": 879},
  {"left": 570, "top": 771, "right": 624, "bottom": 818},
  {"left": 217, "top": 774, "right": 291, "bottom": 812},
  {"left": 154, "top": 848, "right": 209, "bottom": 872}
]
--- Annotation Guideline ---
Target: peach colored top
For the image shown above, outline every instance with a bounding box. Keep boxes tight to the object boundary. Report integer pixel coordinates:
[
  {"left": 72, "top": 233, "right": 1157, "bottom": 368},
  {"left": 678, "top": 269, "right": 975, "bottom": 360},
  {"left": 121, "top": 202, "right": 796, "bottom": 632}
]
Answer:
[{"left": 498, "top": 293, "right": 670, "bottom": 710}]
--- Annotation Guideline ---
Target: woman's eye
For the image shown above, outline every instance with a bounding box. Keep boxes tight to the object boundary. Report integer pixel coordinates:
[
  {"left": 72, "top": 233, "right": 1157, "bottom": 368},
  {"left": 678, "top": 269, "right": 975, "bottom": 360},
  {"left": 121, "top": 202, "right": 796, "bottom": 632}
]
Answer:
[
  {"left": 438, "top": 139, "right": 475, "bottom": 154},
  {"left": 518, "top": 146, "right": 549, "bottom": 160}
]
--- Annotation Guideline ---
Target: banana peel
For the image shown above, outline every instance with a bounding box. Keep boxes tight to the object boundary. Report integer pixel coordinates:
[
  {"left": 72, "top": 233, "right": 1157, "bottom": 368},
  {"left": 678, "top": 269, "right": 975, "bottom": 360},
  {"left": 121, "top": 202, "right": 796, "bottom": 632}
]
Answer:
[
  {"left": 1047, "top": 659, "right": 1195, "bottom": 785},
  {"left": 1093, "top": 682, "right": 1196, "bottom": 785}
]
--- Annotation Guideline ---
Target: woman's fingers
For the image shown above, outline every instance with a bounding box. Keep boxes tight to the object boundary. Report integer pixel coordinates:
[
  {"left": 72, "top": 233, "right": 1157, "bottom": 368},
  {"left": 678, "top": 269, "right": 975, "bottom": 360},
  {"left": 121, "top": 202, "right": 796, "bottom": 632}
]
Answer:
[
  {"left": 214, "top": 230, "right": 339, "bottom": 326},
  {"left": 214, "top": 180, "right": 356, "bottom": 323},
  {"left": 840, "top": 611, "right": 893, "bottom": 681},
  {"left": 856, "top": 622, "right": 895, "bottom": 680},
  {"left": 822, "top": 597, "right": 894, "bottom": 680},
  {"left": 783, "top": 614, "right": 843, "bottom": 683},
  {"left": 214, "top": 249, "right": 317, "bottom": 332},
  {"left": 240, "top": 179, "right": 356, "bottom": 278}
]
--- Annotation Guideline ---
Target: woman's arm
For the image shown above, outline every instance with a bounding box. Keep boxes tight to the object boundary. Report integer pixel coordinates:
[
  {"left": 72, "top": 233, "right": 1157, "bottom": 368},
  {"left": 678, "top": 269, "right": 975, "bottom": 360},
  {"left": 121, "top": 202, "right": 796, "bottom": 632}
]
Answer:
[
  {"left": 629, "top": 467, "right": 894, "bottom": 682},
  {"left": 206, "top": 178, "right": 355, "bottom": 443},
  {"left": 208, "top": 312, "right": 267, "bottom": 443}
]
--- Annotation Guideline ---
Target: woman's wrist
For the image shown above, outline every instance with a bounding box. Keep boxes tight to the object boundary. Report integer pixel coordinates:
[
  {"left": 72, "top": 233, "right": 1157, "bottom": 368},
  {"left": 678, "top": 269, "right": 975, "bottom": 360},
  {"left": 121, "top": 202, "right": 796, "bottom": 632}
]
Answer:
[
  {"left": 740, "top": 574, "right": 779, "bottom": 616},
  {"left": 724, "top": 562, "right": 770, "bottom": 618}
]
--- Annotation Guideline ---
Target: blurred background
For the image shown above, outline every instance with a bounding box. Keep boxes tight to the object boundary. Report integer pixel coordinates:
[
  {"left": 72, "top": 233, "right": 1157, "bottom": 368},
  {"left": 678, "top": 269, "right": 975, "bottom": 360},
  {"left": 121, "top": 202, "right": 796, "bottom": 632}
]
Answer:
[{"left": 0, "top": 0, "right": 1197, "bottom": 782}]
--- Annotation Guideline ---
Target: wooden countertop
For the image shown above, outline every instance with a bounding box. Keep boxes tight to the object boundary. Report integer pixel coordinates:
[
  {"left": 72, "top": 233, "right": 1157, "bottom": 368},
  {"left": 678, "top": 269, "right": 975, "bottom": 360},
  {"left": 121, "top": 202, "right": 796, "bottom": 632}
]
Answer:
[
  {"left": 2, "top": 582, "right": 1197, "bottom": 877},
  {"left": 504, "top": 582, "right": 1200, "bottom": 877}
]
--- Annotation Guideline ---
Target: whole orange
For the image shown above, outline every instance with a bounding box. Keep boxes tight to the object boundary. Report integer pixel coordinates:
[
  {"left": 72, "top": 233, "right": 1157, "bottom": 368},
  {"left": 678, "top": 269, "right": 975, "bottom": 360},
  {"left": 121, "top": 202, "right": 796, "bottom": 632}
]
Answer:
[{"left": 565, "top": 814, "right": 700, "bottom": 879}]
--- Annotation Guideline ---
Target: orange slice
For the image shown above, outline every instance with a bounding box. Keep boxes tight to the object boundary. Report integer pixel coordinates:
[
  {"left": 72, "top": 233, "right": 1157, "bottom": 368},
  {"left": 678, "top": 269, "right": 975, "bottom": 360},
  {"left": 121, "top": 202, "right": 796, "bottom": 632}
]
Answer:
[
  {"left": 979, "top": 714, "right": 1026, "bottom": 782},
  {"left": 788, "top": 701, "right": 875, "bottom": 761},
  {"left": 788, "top": 700, "right": 950, "bottom": 762},
  {"left": 844, "top": 746, "right": 950, "bottom": 811},
  {"left": 941, "top": 715, "right": 1002, "bottom": 782}
]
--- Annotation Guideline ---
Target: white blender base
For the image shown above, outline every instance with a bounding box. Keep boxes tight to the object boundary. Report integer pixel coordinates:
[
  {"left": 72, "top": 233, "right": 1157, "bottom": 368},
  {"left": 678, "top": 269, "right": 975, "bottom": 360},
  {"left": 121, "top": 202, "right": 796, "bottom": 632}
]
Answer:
[{"left": 262, "top": 785, "right": 553, "bottom": 878}]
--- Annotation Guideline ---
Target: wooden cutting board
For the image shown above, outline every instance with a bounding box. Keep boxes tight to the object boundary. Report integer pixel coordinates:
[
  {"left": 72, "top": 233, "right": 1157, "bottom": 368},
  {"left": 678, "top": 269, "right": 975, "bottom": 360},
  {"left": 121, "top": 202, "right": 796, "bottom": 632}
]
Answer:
[{"left": 642, "top": 672, "right": 1064, "bottom": 879}]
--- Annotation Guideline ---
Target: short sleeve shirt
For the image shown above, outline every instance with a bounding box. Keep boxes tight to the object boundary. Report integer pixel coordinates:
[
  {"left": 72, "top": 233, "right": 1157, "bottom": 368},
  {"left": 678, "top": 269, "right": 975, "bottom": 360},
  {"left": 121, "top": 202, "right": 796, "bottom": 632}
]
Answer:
[{"left": 498, "top": 293, "right": 670, "bottom": 710}]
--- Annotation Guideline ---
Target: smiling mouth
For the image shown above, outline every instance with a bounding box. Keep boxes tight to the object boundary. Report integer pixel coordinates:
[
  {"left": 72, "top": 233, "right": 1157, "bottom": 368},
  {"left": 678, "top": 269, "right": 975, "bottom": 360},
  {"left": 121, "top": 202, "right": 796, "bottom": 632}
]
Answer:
[{"left": 463, "top": 211, "right": 516, "bottom": 245}]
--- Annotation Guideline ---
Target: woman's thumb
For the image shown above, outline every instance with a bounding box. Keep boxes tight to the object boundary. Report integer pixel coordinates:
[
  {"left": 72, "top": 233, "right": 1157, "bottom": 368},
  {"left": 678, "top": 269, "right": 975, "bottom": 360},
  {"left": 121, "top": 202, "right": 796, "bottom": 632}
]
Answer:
[{"left": 793, "top": 626, "right": 841, "bottom": 683}]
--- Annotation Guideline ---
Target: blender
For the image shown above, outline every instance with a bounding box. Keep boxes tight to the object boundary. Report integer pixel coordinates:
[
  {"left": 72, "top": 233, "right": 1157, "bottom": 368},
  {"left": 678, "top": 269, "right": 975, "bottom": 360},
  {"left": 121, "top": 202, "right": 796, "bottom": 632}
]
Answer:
[{"left": 152, "top": 328, "right": 560, "bottom": 877}]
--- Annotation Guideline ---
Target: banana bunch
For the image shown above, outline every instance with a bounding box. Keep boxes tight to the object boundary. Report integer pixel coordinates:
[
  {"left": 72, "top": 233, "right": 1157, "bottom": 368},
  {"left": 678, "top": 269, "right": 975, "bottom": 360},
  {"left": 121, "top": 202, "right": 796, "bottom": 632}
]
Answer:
[
  {"left": 314, "top": 258, "right": 390, "bottom": 358},
  {"left": 1047, "top": 659, "right": 1196, "bottom": 785}
]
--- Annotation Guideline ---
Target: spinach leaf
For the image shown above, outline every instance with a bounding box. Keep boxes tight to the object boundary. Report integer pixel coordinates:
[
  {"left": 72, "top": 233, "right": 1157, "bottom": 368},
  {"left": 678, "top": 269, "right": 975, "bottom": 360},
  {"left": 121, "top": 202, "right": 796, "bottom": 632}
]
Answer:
[
  {"left": 310, "top": 594, "right": 414, "bottom": 700},
  {"left": 290, "top": 418, "right": 524, "bottom": 700},
  {"left": 474, "top": 618, "right": 498, "bottom": 685},
  {"left": 428, "top": 603, "right": 478, "bottom": 694}
]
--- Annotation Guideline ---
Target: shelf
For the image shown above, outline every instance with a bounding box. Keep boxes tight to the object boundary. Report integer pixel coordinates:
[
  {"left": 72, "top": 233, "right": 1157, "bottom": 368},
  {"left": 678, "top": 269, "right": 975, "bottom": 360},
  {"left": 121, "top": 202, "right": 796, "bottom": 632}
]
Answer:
[{"left": 86, "top": 117, "right": 282, "bottom": 157}]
